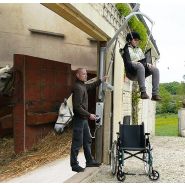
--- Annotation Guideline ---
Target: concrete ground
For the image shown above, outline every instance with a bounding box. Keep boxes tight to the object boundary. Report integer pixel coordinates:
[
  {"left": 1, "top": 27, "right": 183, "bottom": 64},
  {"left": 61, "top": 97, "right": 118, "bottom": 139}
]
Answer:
[
  {"left": 86, "top": 136, "right": 185, "bottom": 183},
  {"left": 3, "top": 153, "right": 86, "bottom": 183},
  {"left": 3, "top": 136, "right": 185, "bottom": 183}
]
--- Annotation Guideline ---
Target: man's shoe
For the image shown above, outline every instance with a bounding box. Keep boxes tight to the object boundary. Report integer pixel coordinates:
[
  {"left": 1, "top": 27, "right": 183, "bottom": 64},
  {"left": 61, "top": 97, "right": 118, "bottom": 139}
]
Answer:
[
  {"left": 151, "top": 95, "right": 162, "bottom": 101},
  {"left": 86, "top": 160, "right": 101, "bottom": 167},
  {"left": 141, "top": 92, "right": 149, "bottom": 99},
  {"left": 72, "top": 165, "right": 85, "bottom": 173}
]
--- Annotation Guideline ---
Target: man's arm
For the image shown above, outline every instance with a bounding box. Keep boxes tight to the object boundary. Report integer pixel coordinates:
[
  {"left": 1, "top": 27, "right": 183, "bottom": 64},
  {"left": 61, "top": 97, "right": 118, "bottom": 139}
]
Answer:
[
  {"left": 86, "top": 79, "right": 102, "bottom": 91},
  {"left": 73, "top": 86, "right": 91, "bottom": 117}
]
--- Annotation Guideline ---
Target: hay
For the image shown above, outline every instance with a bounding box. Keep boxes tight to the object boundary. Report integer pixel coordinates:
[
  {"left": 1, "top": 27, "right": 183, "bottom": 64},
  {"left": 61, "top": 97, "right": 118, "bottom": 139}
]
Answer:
[{"left": 0, "top": 129, "right": 72, "bottom": 181}]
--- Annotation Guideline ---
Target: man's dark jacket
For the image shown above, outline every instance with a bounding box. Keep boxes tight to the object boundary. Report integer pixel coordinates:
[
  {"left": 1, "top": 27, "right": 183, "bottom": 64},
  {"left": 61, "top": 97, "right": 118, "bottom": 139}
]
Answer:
[{"left": 72, "top": 79, "right": 101, "bottom": 119}]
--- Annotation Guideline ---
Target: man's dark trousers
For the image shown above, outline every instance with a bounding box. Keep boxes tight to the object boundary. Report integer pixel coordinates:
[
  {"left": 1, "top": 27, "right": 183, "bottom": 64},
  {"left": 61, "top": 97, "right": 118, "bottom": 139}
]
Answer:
[{"left": 70, "top": 117, "right": 93, "bottom": 168}]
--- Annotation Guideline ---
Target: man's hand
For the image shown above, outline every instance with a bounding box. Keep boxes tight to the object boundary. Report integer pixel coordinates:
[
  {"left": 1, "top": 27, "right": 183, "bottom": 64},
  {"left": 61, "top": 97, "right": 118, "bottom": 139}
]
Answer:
[
  {"left": 102, "top": 76, "right": 108, "bottom": 82},
  {"left": 89, "top": 114, "right": 96, "bottom": 120}
]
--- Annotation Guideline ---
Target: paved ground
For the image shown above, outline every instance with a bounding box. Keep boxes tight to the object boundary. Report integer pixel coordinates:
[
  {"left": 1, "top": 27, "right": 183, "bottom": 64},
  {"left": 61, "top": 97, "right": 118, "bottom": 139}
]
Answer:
[
  {"left": 4, "top": 153, "right": 86, "bottom": 183},
  {"left": 3, "top": 136, "right": 185, "bottom": 183},
  {"left": 86, "top": 136, "right": 185, "bottom": 183}
]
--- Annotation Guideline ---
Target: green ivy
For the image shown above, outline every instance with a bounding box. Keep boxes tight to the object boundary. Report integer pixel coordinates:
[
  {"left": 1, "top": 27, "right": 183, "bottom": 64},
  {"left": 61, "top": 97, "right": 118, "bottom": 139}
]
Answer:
[
  {"left": 116, "top": 3, "right": 148, "bottom": 51},
  {"left": 116, "top": 3, "right": 148, "bottom": 124},
  {"left": 132, "top": 82, "right": 140, "bottom": 124}
]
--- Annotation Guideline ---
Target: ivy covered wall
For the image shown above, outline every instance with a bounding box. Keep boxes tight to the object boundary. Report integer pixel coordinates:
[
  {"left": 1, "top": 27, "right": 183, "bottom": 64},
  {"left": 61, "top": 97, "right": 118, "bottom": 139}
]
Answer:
[
  {"left": 116, "top": 3, "right": 149, "bottom": 124},
  {"left": 116, "top": 3, "right": 148, "bottom": 51}
]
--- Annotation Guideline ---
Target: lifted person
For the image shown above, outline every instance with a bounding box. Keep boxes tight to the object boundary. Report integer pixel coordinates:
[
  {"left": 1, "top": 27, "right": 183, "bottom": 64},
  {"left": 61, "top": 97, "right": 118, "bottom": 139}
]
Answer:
[{"left": 120, "top": 31, "right": 161, "bottom": 101}]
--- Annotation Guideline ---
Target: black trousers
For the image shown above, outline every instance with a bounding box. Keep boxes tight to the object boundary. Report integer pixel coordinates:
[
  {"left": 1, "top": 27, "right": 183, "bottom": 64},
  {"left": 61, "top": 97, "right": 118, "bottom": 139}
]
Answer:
[{"left": 70, "top": 117, "right": 93, "bottom": 168}]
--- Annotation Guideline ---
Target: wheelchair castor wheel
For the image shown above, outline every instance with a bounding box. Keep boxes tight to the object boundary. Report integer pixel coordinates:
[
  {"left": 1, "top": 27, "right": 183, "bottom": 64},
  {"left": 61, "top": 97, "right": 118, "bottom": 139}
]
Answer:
[
  {"left": 149, "top": 170, "right": 160, "bottom": 181},
  {"left": 117, "top": 170, "right": 126, "bottom": 182}
]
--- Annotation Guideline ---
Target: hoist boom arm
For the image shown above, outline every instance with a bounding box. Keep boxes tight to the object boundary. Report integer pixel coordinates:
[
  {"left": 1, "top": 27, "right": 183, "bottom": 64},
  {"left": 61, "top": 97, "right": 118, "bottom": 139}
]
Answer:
[{"left": 106, "top": 12, "right": 154, "bottom": 50}]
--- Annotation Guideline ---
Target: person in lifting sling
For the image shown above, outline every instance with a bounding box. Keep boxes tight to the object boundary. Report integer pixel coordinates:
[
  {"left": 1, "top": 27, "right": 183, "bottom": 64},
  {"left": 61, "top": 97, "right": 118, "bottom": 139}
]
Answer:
[{"left": 120, "top": 31, "right": 161, "bottom": 101}]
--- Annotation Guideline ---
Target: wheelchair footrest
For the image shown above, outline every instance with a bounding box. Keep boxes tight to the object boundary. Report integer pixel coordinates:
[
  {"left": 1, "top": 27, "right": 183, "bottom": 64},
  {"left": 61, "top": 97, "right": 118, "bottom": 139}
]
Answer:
[
  {"left": 124, "top": 172, "right": 136, "bottom": 175},
  {"left": 139, "top": 173, "right": 148, "bottom": 176}
]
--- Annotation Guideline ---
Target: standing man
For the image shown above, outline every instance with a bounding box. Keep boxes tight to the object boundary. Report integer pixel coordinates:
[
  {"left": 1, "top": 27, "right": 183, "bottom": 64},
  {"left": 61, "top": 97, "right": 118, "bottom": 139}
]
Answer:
[{"left": 70, "top": 68, "right": 106, "bottom": 173}]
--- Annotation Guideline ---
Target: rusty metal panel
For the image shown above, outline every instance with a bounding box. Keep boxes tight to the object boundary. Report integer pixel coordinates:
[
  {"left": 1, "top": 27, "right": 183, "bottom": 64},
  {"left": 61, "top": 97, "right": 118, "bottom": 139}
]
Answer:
[
  {"left": 13, "top": 54, "right": 25, "bottom": 153},
  {"left": 13, "top": 54, "right": 73, "bottom": 153},
  {"left": 24, "top": 56, "right": 72, "bottom": 112},
  {"left": 26, "top": 112, "right": 58, "bottom": 126}
]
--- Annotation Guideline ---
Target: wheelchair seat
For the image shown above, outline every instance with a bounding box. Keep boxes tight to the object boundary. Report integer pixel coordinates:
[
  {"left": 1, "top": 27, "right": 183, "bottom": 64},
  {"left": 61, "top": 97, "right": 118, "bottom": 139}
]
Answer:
[{"left": 120, "top": 124, "right": 145, "bottom": 151}]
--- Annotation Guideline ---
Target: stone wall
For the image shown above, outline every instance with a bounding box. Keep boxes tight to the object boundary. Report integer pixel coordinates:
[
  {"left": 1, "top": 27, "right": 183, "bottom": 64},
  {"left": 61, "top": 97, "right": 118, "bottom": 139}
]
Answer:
[{"left": 0, "top": 4, "right": 97, "bottom": 71}]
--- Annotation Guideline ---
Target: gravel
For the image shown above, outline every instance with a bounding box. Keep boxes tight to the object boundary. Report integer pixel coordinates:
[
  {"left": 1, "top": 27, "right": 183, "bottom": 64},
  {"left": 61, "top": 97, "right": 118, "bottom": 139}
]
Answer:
[{"left": 86, "top": 136, "right": 185, "bottom": 183}]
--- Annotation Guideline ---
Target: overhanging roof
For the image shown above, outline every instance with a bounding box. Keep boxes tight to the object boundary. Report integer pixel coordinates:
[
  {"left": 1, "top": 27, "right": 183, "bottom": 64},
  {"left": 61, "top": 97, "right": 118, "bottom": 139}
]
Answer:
[{"left": 42, "top": 3, "right": 109, "bottom": 42}]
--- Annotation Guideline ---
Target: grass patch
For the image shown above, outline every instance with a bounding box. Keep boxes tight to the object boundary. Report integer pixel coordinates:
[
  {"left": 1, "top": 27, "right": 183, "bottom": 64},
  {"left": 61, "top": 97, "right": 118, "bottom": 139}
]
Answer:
[{"left": 155, "top": 114, "right": 178, "bottom": 136}]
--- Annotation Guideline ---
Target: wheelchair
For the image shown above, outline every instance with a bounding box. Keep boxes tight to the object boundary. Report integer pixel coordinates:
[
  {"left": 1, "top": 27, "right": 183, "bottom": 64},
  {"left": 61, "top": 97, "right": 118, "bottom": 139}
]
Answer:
[{"left": 110, "top": 120, "right": 159, "bottom": 182}]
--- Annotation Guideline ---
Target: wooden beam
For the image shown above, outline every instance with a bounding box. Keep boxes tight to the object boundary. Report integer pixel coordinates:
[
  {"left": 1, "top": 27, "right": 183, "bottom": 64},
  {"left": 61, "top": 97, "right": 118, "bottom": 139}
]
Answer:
[{"left": 42, "top": 3, "right": 108, "bottom": 41}]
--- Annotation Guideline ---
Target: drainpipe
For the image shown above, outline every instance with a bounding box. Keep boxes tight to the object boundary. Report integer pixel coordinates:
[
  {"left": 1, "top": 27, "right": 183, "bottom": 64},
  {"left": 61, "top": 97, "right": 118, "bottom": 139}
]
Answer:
[
  {"left": 98, "top": 46, "right": 106, "bottom": 101},
  {"left": 95, "top": 44, "right": 106, "bottom": 163}
]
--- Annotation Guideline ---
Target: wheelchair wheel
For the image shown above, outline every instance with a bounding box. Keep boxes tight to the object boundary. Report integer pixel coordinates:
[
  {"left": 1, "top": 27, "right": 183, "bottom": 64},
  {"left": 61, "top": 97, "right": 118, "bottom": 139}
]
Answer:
[
  {"left": 110, "top": 140, "right": 118, "bottom": 175},
  {"left": 117, "top": 170, "right": 126, "bottom": 182},
  {"left": 149, "top": 170, "right": 160, "bottom": 181}
]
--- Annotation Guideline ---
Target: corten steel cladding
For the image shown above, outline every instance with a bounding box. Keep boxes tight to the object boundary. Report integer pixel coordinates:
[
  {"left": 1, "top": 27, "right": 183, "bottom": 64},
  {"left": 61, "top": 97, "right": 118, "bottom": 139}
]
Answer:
[{"left": 13, "top": 54, "right": 72, "bottom": 153}]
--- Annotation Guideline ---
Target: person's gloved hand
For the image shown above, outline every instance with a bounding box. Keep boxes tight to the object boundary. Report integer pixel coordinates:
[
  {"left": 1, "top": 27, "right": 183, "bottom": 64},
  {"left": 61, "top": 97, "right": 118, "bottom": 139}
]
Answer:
[{"left": 119, "top": 48, "right": 124, "bottom": 56}]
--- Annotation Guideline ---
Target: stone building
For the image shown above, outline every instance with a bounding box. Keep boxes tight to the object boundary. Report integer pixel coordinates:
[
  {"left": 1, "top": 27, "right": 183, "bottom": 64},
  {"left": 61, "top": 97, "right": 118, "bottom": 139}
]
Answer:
[{"left": 0, "top": 3, "right": 160, "bottom": 163}]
